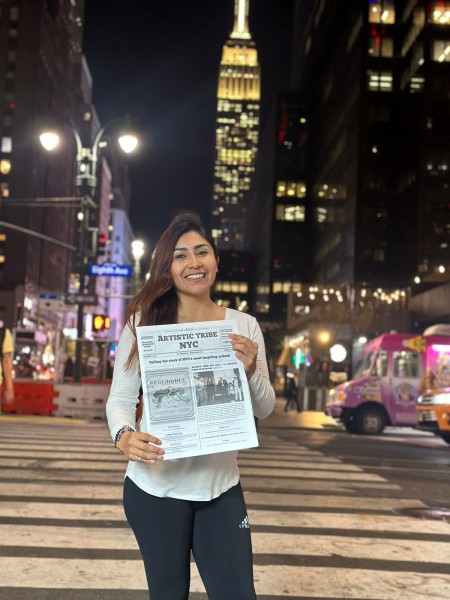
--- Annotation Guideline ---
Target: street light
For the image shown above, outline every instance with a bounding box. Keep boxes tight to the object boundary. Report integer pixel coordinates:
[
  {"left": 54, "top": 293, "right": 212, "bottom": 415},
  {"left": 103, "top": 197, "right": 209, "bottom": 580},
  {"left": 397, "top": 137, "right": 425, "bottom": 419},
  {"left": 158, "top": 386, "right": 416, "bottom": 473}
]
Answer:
[
  {"left": 39, "top": 118, "right": 139, "bottom": 383},
  {"left": 131, "top": 239, "right": 145, "bottom": 294}
]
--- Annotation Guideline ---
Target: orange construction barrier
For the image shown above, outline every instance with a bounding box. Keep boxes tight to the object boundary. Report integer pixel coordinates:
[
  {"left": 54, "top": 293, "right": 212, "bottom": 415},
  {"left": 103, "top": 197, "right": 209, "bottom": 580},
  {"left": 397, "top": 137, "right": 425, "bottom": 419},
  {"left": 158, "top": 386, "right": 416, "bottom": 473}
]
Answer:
[{"left": 2, "top": 380, "right": 58, "bottom": 416}]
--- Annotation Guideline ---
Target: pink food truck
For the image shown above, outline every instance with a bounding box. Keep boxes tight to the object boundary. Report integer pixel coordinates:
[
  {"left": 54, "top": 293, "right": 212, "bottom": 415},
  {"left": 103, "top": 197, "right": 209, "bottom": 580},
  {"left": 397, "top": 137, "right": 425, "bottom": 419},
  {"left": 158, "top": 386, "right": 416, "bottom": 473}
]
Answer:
[{"left": 325, "top": 325, "right": 450, "bottom": 435}]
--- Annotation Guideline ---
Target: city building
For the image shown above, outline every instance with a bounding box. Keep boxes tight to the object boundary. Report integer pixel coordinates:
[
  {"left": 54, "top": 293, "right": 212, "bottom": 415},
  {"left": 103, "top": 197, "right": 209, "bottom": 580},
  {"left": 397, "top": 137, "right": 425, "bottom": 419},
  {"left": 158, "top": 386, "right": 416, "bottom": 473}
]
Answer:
[
  {"left": 0, "top": 0, "right": 85, "bottom": 361},
  {"left": 249, "top": 0, "right": 450, "bottom": 381},
  {"left": 289, "top": 0, "right": 449, "bottom": 302},
  {"left": 211, "top": 0, "right": 260, "bottom": 253},
  {"left": 0, "top": 0, "right": 134, "bottom": 376},
  {"left": 210, "top": 0, "right": 260, "bottom": 310}
]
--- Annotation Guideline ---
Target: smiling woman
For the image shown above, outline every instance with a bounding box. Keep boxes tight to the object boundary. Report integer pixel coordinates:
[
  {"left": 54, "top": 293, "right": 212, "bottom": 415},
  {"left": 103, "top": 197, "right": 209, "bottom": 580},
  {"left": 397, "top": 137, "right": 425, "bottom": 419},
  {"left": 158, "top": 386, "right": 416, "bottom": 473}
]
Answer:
[
  {"left": 171, "top": 231, "right": 219, "bottom": 303},
  {"left": 105, "top": 210, "right": 275, "bottom": 599}
]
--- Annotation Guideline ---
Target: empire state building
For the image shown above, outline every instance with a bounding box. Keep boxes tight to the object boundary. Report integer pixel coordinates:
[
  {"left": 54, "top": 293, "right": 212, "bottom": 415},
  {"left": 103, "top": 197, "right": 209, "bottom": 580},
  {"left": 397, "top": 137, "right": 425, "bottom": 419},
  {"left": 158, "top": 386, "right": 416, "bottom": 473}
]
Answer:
[{"left": 211, "top": 0, "right": 260, "bottom": 252}]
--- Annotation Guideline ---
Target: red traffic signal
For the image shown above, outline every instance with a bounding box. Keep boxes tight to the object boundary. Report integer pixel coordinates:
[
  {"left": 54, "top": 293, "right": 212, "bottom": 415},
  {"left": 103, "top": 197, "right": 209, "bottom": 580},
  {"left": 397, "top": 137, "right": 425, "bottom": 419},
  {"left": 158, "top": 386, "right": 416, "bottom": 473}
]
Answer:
[
  {"left": 92, "top": 314, "right": 111, "bottom": 331},
  {"left": 97, "top": 233, "right": 108, "bottom": 257}
]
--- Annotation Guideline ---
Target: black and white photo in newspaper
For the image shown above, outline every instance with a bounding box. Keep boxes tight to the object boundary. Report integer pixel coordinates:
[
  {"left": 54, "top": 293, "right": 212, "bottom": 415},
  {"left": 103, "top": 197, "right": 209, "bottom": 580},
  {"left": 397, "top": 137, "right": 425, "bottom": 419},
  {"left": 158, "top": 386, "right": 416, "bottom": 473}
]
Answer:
[{"left": 136, "top": 319, "right": 258, "bottom": 459}]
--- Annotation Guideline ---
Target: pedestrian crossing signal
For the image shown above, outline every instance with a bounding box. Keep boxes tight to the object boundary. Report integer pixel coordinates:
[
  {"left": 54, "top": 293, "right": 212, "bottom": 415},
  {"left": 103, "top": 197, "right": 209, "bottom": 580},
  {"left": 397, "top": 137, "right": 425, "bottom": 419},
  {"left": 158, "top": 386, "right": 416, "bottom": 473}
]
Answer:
[
  {"left": 293, "top": 349, "right": 305, "bottom": 368},
  {"left": 92, "top": 314, "right": 111, "bottom": 331}
]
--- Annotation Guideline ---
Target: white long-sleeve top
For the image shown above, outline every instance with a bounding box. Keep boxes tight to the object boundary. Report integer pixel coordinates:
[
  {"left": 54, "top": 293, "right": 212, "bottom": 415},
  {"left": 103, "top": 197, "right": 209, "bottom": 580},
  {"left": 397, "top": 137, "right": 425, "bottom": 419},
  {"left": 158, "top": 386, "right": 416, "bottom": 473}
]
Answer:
[{"left": 106, "top": 308, "right": 276, "bottom": 501}]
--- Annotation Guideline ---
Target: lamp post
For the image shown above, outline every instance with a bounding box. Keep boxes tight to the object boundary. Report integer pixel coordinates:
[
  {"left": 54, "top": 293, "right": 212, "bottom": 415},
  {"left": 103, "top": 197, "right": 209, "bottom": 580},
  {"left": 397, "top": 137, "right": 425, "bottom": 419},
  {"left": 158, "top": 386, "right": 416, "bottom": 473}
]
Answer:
[
  {"left": 131, "top": 239, "right": 145, "bottom": 294},
  {"left": 39, "top": 119, "right": 138, "bottom": 383}
]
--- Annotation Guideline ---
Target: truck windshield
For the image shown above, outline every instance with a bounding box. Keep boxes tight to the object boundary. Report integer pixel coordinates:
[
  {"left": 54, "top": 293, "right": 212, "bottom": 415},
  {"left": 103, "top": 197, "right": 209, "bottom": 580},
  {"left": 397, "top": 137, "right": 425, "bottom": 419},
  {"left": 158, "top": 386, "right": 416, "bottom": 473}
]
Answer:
[{"left": 353, "top": 351, "right": 376, "bottom": 377}]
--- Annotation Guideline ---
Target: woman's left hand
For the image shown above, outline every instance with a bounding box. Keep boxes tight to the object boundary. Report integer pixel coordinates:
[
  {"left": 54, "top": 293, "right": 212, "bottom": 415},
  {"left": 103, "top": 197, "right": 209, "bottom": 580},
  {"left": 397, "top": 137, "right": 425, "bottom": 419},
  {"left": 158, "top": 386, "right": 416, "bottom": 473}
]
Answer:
[{"left": 229, "top": 333, "right": 258, "bottom": 379}]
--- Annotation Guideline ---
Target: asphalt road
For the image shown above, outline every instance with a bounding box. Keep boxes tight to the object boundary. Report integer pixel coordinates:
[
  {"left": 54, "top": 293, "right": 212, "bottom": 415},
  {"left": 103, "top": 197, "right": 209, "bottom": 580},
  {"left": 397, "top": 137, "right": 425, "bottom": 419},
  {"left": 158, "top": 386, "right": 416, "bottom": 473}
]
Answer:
[{"left": 1, "top": 402, "right": 450, "bottom": 599}]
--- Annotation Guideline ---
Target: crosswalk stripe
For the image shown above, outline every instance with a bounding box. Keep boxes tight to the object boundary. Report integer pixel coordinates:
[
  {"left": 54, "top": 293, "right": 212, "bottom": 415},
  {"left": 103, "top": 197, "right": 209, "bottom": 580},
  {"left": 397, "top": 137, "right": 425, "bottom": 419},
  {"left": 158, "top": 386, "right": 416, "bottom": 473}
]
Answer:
[
  {"left": 1, "top": 420, "right": 450, "bottom": 600},
  {"left": 1, "top": 558, "right": 450, "bottom": 598},
  {"left": 1, "top": 522, "right": 449, "bottom": 565}
]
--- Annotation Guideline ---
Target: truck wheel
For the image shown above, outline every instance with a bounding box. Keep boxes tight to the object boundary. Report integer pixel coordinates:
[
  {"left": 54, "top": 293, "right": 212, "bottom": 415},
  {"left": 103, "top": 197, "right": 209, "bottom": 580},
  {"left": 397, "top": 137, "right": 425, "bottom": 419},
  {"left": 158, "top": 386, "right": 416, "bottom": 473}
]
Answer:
[
  {"left": 440, "top": 434, "right": 450, "bottom": 445},
  {"left": 356, "top": 406, "right": 386, "bottom": 435}
]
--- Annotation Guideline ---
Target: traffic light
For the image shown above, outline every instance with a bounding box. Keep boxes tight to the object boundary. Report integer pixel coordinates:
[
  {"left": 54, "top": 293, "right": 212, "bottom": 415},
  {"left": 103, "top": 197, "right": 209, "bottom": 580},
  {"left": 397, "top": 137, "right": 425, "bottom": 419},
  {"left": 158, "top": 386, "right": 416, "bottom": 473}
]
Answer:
[
  {"left": 97, "top": 233, "right": 108, "bottom": 258},
  {"left": 92, "top": 314, "right": 111, "bottom": 331}
]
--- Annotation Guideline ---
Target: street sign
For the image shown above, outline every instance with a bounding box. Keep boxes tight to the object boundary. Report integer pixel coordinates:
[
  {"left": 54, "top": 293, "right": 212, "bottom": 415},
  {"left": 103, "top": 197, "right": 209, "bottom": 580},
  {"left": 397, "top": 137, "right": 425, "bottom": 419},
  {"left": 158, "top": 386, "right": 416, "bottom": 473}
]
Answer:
[
  {"left": 88, "top": 263, "right": 132, "bottom": 277},
  {"left": 65, "top": 293, "right": 98, "bottom": 305}
]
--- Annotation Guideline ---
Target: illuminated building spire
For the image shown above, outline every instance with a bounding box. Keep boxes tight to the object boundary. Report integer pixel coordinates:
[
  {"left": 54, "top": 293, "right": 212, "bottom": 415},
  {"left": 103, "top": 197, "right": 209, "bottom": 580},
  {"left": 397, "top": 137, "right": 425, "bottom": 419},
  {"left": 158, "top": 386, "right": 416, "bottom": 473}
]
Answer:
[
  {"left": 211, "top": 0, "right": 260, "bottom": 251},
  {"left": 231, "top": 0, "right": 251, "bottom": 40}
]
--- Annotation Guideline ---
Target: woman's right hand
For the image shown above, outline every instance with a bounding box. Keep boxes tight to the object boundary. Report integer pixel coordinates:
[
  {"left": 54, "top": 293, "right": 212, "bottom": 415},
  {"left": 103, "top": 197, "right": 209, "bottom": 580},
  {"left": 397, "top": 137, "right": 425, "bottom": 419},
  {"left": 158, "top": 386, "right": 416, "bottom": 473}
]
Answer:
[{"left": 119, "top": 431, "right": 165, "bottom": 465}]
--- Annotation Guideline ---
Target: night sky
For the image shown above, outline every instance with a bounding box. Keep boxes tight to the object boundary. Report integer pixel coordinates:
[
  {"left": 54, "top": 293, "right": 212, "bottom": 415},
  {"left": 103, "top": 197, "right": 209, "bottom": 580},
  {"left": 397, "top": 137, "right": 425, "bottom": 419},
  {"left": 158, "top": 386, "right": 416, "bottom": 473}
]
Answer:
[{"left": 83, "top": 0, "right": 293, "bottom": 258}]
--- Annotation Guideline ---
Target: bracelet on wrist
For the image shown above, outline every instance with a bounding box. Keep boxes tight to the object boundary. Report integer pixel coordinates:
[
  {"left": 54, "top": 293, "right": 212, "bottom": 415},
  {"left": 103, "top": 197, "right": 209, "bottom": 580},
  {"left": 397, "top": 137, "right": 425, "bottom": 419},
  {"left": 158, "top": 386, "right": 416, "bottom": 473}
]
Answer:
[{"left": 114, "top": 425, "right": 135, "bottom": 449}]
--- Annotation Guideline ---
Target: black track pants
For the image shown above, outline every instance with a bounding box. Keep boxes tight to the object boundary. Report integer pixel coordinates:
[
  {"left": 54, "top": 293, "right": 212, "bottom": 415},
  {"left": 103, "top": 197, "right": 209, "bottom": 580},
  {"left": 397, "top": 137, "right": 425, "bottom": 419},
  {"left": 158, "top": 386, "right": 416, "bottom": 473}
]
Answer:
[{"left": 124, "top": 477, "right": 257, "bottom": 600}]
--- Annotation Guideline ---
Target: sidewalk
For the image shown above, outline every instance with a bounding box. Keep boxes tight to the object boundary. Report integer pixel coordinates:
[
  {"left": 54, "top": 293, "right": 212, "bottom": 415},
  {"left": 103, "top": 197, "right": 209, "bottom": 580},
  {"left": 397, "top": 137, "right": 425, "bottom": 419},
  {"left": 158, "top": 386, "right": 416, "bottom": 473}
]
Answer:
[{"left": 258, "top": 396, "right": 342, "bottom": 431}]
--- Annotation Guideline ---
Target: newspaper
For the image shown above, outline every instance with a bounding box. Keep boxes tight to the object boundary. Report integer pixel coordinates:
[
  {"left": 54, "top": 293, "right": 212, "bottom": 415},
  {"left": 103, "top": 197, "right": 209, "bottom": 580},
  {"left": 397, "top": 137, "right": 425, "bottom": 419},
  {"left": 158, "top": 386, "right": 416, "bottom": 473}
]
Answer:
[{"left": 136, "top": 319, "right": 259, "bottom": 460}]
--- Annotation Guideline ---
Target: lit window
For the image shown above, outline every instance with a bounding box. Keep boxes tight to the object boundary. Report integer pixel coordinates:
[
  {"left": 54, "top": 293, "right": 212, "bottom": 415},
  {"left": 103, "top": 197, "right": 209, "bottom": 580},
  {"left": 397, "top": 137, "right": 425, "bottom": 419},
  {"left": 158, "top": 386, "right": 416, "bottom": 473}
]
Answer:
[
  {"left": 286, "top": 182, "right": 296, "bottom": 196},
  {"left": 0, "top": 160, "right": 11, "bottom": 175},
  {"left": 316, "top": 208, "right": 327, "bottom": 223},
  {"left": 432, "top": 40, "right": 450, "bottom": 61},
  {"left": 313, "top": 183, "right": 347, "bottom": 200},
  {"left": 368, "top": 1, "right": 395, "bottom": 24},
  {"left": 296, "top": 182, "right": 306, "bottom": 198},
  {"left": 276, "top": 205, "right": 305, "bottom": 222},
  {"left": 367, "top": 70, "right": 393, "bottom": 91},
  {"left": 1, "top": 137, "right": 12, "bottom": 153},
  {"left": 429, "top": 1, "right": 450, "bottom": 24},
  {"left": 276, "top": 181, "right": 286, "bottom": 196},
  {"left": 9, "top": 7, "right": 19, "bottom": 20},
  {"left": 368, "top": 36, "right": 394, "bottom": 57},
  {"left": 1, "top": 183, "right": 10, "bottom": 198},
  {"left": 410, "top": 76, "right": 425, "bottom": 92}
]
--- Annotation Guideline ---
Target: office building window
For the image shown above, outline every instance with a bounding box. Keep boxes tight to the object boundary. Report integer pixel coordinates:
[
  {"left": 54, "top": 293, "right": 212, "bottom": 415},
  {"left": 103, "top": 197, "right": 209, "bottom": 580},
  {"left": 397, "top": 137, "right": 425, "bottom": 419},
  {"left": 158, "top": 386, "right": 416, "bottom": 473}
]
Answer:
[
  {"left": 1, "top": 137, "right": 12, "bottom": 153},
  {"left": 0, "top": 160, "right": 11, "bottom": 175},
  {"left": 429, "top": 2, "right": 450, "bottom": 24},
  {"left": 1, "top": 183, "right": 10, "bottom": 197},
  {"left": 367, "top": 70, "right": 393, "bottom": 91},
  {"left": 276, "top": 180, "right": 306, "bottom": 198},
  {"left": 276, "top": 205, "right": 305, "bottom": 222},
  {"left": 314, "top": 183, "right": 347, "bottom": 200},
  {"left": 369, "top": 1, "right": 395, "bottom": 24},
  {"left": 368, "top": 35, "right": 394, "bottom": 57},
  {"left": 215, "top": 281, "right": 248, "bottom": 294},
  {"left": 316, "top": 207, "right": 327, "bottom": 223},
  {"left": 272, "top": 281, "right": 293, "bottom": 294},
  {"left": 410, "top": 76, "right": 425, "bottom": 92},
  {"left": 432, "top": 40, "right": 450, "bottom": 61}
]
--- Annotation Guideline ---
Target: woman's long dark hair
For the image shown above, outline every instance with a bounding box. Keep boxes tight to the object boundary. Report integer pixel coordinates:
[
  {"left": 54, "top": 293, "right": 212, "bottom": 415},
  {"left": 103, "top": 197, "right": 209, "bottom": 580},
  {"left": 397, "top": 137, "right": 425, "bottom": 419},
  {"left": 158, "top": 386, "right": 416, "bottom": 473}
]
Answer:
[{"left": 124, "top": 211, "right": 218, "bottom": 368}]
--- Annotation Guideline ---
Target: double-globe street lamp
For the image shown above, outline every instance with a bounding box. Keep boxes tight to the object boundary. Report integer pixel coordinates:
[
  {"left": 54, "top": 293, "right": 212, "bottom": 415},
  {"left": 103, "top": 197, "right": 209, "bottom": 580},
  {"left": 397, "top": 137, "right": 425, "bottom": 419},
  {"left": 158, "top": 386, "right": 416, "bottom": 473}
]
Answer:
[{"left": 39, "top": 119, "right": 138, "bottom": 382}]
